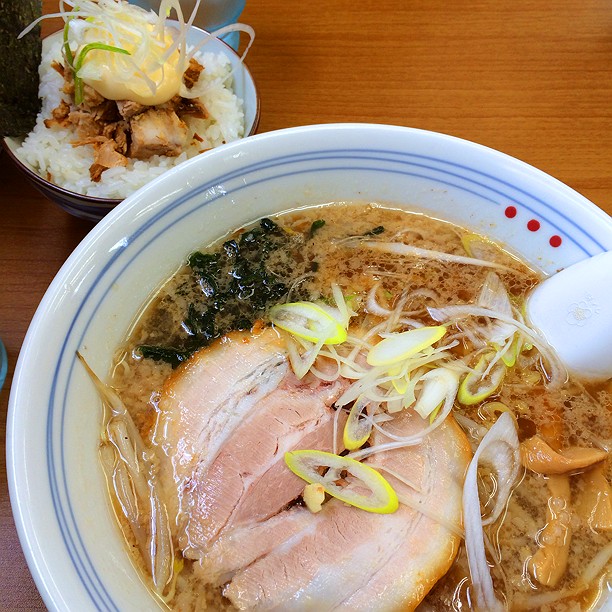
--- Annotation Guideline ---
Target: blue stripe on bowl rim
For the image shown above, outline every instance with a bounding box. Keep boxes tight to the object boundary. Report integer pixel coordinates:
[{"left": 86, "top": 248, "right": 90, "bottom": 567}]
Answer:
[
  {"left": 103, "top": 147, "right": 608, "bottom": 255},
  {"left": 43, "top": 145, "right": 607, "bottom": 610}
]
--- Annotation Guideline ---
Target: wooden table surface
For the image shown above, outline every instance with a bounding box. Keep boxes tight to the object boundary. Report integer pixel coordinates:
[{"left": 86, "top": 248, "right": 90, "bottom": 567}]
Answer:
[{"left": 1, "top": 0, "right": 611, "bottom": 609}]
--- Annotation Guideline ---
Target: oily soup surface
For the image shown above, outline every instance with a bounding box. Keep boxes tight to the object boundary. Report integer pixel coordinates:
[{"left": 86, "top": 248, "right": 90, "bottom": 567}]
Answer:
[{"left": 110, "top": 203, "right": 612, "bottom": 610}]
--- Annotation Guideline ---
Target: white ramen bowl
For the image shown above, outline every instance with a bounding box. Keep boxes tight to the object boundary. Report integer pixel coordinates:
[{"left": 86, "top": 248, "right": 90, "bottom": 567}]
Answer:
[{"left": 8, "top": 123, "right": 612, "bottom": 611}]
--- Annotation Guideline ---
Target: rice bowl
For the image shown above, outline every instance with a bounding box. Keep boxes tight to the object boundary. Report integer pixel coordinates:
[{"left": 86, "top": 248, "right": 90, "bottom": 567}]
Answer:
[
  {"left": 3, "top": 4, "right": 259, "bottom": 220},
  {"left": 15, "top": 35, "right": 245, "bottom": 199}
]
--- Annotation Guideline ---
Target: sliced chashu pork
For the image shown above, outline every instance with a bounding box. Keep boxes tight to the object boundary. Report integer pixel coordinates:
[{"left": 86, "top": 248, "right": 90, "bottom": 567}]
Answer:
[
  {"left": 181, "top": 378, "right": 346, "bottom": 556},
  {"left": 338, "top": 414, "right": 470, "bottom": 611},
  {"left": 157, "top": 329, "right": 288, "bottom": 520},
  {"left": 223, "top": 409, "right": 471, "bottom": 611},
  {"left": 197, "top": 506, "right": 315, "bottom": 586},
  {"left": 156, "top": 327, "right": 346, "bottom": 556}
]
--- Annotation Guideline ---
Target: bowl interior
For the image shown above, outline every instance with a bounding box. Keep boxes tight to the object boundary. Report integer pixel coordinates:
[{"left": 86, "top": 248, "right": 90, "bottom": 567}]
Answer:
[{"left": 8, "top": 123, "right": 612, "bottom": 610}]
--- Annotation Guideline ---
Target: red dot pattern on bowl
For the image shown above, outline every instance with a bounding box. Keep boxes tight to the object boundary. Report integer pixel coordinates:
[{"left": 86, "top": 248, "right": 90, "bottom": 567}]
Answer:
[
  {"left": 504, "top": 205, "right": 562, "bottom": 248},
  {"left": 527, "top": 219, "right": 541, "bottom": 231}
]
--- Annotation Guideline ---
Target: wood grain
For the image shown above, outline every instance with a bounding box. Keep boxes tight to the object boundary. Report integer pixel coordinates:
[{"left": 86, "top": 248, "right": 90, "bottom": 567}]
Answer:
[{"left": 1, "top": 0, "right": 611, "bottom": 608}]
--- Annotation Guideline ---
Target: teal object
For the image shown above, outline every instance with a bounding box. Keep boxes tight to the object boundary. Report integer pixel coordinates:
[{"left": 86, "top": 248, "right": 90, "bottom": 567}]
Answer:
[
  {"left": 130, "top": 0, "right": 246, "bottom": 51},
  {"left": 0, "top": 338, "right": 6, "bottom": 390}
]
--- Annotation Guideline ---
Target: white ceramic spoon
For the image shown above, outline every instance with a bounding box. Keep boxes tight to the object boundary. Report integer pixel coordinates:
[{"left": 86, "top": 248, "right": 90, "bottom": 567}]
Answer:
[{"left": 526, "top": 251, "right": 612, "bottom": 381}]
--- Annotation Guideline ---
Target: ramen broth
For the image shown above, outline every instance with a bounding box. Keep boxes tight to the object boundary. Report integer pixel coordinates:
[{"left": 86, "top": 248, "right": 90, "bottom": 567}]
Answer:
[{"left": 108, "top": 203, "right": 612, "bottom": 610}]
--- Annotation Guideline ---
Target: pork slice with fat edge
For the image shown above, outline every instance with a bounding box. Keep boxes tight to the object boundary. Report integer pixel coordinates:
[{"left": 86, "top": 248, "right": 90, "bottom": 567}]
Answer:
[
  {"left": 180, "top": 378, "right": 346, "bottom": 556},
  {"left": 224, "top": 410, "right": 471, "bottom": 611},
  {"left": 156, "top": 329, "right": 289, "bottom": 529}
]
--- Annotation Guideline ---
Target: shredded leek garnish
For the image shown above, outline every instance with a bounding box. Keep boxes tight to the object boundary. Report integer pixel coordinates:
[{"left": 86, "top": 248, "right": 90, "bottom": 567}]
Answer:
[
  {"left": 477, "top": 272, "right": 516, "bottom": 346},
  {"left": 270, "top": 285, "right": 356, "bottom": 379},
  {"left": 350, "top": 374, "right": 459, "bottom": 461},
  {"left": 343, "top": 395, "right": 373, "bottom": 450},
  {"left": 77, "top": 351, "right": 175, "bottom": 595},
  {"left": 366, "top": 326, "right": 447, "bottom": 366},
  {"left": 413, "top": 367, "right": 459, "bottom": 419},
  {"left": 457, "top": 351, "right": 506, "bottom": 405},
  {"left": 462, "top": 412, "right": 520, "bottom": 611},
  {"left": 428, "top": 304, "right": 567, "bottom": 387},
  {"left": 73, "top": 42, "right": 130, "bottom": 104},
  {"left": 269, "top": 301, "right": 347, "bottom": 345},
  {"left": 366, "top": 282, "right": 393, "bottom": 316}
]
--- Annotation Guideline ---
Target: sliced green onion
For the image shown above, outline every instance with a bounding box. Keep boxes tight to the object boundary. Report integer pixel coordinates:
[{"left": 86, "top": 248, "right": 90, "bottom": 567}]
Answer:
[
  {"left": 313, "top": 284, "right": 356, "bottom": 330},
  {"left": 286, "top": 335, "right": 325, "bottom": 380},
  {"left": 481, "top": 401, "right": 512, "bottom": 418},
  {"left": 429, "top": 403, "right": 442, "bottom": 424},
  {"left": 63, "top": 17, "right": 75, "bottom": 67},
  {"left": 269, "top": 302, "right": 347, "bottom": 345},
  {"left": 73, "top": 42, "right": 131, "bottom": 104},
  {"left": 285, "top": 450, "right": 398, "bottom": 514},
  {"left": 401, "top": 372, "right": 421, "bottom": 409},
  {"left": 343, "top": 396, "right": 372, "bottom": 451},
  {"left": 458, "top": 352, "right": 506, "bottom": 405},
  {"left": 500, "top": 334, "right": 521, "bottom": 367},
  {"left": 331, "top": 283, "right": 353, "bottom": 327},
  {"left": 412, "top": 367, "right": 459, "bottom": 419},
  {"left": 367, "top": 326, "right": 446, "bottom": 366},
  {"left": 391, "top": 369, "right": 410, "bottom": 394}
]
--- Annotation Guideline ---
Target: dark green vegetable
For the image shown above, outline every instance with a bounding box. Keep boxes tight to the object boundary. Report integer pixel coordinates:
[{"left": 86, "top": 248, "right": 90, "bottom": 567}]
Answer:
[
  {"left": 309, "top": 219, "right": 326, "bottom": 238},
  {"left": 0, "top": 0, "right": 42, "bottom": 137},
  {"left": 138, "top": 218, "right": 298, "bottom": 366},
  {"left": 138, "top": 345, "right": 191, "bottom": 368},
  {"left": 365, "top": 226, "right": 385, "bottom": 236}
]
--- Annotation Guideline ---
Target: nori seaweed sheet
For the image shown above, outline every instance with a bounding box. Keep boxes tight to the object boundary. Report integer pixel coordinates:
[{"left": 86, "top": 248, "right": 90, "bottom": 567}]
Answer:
[{"left": 0, "top": 0, "right": 43, "bottom": 137}]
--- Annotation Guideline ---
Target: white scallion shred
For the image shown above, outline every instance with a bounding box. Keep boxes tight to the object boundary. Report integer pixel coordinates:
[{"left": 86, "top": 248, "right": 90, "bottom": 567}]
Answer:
[
  {"left": 346, "top": 239, "right": 516, "bottom": 272},
  {"left": 349, "top": 375, "right": 458, "bottom": 460},
  {"left": 428, "top": 304, "right": 567, "bottom": 387},
  {"left": 477, "top": 271, "right": 516, "bottom": 346},
  {"left": 366, "top": 282, "right": 393, "bottom": 316},
  {"left": 77, "top": 351, "right": 175, "bottom": 596},
  {"left": 462, "top": 412, "right": 521, "bottom": 611}
]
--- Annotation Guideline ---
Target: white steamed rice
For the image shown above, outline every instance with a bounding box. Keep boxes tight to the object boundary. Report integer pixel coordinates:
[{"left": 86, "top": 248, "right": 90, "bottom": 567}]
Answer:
[{"left": 15, "top": 34, "right": 245, "bottom": 199}]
